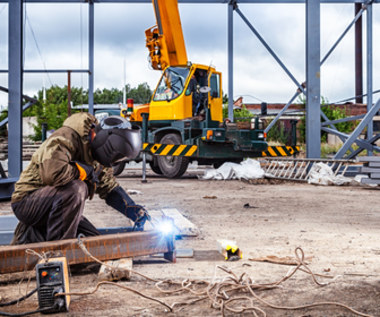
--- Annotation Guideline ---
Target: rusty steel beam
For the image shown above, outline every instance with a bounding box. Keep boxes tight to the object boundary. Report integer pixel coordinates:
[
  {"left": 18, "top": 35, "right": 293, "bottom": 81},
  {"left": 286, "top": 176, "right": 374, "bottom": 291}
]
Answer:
[{"left": 0, "top": 231, "right": 175, "bottom": 274}]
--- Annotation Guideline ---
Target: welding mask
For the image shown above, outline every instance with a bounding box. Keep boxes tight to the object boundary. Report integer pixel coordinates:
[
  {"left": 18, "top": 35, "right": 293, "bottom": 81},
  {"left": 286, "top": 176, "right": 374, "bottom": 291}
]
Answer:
[{"left": 90, "top": 116, "right": 141, "bottom": 167}]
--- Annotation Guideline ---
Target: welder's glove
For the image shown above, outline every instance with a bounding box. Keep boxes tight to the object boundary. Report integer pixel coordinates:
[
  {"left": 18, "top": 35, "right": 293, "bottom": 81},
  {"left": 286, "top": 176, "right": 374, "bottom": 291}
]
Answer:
[
  {"left": 73, "top": 161, "right": 100, "bottom": 199},
  {"left": 133, "top": 208, "right": 151, "bottom": 231},
  {"left": 105, "top": 186, "right": 150, "bottom": 230}
]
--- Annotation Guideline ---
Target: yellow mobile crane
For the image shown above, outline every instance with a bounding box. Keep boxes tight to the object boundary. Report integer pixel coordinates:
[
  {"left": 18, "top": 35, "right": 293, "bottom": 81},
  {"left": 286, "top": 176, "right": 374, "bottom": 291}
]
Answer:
[{"left": 120, "top": 0, "right": 269, "bottom": 178}]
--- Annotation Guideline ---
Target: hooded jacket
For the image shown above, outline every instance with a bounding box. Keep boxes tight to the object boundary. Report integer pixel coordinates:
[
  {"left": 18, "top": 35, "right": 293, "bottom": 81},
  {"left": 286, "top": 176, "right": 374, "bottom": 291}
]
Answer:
[{"left": 11, "top": 112, "right": 119, "bottom": 203}]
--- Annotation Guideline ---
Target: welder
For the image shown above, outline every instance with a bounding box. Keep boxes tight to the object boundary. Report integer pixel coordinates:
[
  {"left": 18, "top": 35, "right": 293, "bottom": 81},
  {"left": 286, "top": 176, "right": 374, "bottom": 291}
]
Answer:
[{"left": 10, "top": 112, "right": 148, "bottom": 245}]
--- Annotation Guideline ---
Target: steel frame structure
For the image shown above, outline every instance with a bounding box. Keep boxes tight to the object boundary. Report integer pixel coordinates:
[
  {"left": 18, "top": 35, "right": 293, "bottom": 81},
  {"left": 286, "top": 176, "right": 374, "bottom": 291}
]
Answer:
[{"left": 1, "top": 0, "right": 379, "bottom": 200}]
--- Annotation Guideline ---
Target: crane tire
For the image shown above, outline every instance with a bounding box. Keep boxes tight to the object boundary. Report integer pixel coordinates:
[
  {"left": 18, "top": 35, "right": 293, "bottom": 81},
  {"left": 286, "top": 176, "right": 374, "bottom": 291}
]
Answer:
[
  {"left": 149, "top": 157, "right": 163, "bottom": 175},
  {"left": 157, "top": 133, "right": 189, "bottom": 178}
]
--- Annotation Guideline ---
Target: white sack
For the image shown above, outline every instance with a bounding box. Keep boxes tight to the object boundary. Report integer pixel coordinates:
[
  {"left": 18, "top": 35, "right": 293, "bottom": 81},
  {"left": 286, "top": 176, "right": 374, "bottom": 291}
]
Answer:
[
  {"left": 200, "top": 159, "right": 265, "bottom": 180},
  {"left": 307, "top": 162, "right": 352, "bottom": 186}
]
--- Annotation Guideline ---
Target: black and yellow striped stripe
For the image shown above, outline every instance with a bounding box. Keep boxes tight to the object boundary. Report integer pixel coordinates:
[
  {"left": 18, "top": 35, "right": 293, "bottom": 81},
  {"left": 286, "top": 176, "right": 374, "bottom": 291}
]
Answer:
[
  {"left": 262, "top": 146, "right": 300, "bottom": 157},
  {"left": 143, "top": 143, "right": 198, "bottom": 157}
]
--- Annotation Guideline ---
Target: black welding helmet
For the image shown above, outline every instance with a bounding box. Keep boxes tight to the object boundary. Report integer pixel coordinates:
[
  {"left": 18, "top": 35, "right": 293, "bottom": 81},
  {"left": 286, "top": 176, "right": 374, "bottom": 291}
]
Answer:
[{"left": 90, "top": 116, "right": 141, "bottom": 167}]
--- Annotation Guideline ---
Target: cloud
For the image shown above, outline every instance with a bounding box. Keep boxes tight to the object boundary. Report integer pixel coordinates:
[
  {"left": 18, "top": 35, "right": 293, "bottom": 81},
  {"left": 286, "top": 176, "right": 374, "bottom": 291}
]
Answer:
[{"left": 1, "top": 2, "right": 380, "bottom": 107}]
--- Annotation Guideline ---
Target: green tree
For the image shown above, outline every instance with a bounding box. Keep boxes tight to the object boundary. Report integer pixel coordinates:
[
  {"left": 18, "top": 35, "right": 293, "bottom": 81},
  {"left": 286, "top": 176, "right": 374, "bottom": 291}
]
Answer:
[
  {"left": 94, "top": 88, "right": 122, "bottom": 104},
  {"left": 321, "top": 105, "right": 356, "bottom": 142},
  {"left": 295, "top": 95, "right": 356, "bottom": 143},
  {"left": 125, "top": 82, "right": 152, "bottom": 104},
  {"left": 222, "top": 104, "right": 253, "bottom": 122},
  {"left": 266, "top": 120, "right": 291, "bottom": 145},
  {"left": 25, "top": 83, "right": 153, "bottom": 140},
  {"left": 28, "top": 85, "right": 86, "bottom": 140},
  {"left": 0, "top": 109, "right": 8, "bottom": 137}
]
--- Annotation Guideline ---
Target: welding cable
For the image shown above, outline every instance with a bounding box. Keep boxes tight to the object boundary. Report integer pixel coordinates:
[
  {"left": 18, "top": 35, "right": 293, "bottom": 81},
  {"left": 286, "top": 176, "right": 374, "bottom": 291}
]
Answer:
[
  {"left": 0, "top": 306, "right": 54, "bottom": 317},
  {"left": 76, "top": 235, "right": 158, "bottom": 282},
  {"left": 73, "top": 240, "right": 373, "bottom": 317},
  {"left": 0, "top": 287, "right": 37, "bottom": 307},
  {"left": 55, "top": 281, "right": 173, "bottom": 312},
  {"left": 242, "top": 280, "right": 373, "bottom": 317}
]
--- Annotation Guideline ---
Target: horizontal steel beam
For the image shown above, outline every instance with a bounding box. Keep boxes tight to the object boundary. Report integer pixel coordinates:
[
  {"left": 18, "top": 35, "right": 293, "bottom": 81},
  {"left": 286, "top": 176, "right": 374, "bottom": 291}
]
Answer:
[
  {"left": 321, "top": 114, "right": 365, "bottom": 126},
  {"left": 0, "top": 230, "right": 175, "bottom": 273},
  {"left": 322, "top": 127, "right": 380, "bottom": 152},
  {"left": 0, "top": 178, "right": 17, "bottom": 201},
  {"left": 0, "top": 0, "right": 378, "bottom": 3},
  {"left": 0, "top": 69, "right": 90, "bottom": 74}
]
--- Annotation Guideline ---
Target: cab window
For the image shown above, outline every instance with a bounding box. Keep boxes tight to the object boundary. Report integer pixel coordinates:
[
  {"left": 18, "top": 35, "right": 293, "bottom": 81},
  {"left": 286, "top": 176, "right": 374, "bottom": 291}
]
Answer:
[
  {"left": 153, "top": 67, "right": 189, "bottom": 101},
  {"left": 210, "top": 73, "right": 220, "bottom": 98}
]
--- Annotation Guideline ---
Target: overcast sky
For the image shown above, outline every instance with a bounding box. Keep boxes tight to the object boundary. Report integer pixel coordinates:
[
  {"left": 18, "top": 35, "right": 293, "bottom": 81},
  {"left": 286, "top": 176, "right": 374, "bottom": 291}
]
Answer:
[{"left": 0, "top": 2, "right": 380, "bottom": 108}]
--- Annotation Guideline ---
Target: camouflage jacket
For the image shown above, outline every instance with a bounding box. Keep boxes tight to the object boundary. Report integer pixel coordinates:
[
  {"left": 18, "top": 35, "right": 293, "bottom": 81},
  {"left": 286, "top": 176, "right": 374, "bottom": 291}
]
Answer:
[{"left": 11, "top": 112, "right": 119, "bottom": 203}]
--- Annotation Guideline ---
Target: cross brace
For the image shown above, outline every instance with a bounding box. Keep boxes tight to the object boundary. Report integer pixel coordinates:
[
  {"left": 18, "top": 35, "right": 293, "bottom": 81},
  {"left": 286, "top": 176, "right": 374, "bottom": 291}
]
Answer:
[
  {"left": 0, "top": 230, "right": 175, "bottom": 274},
  {"left": 331, "top": 98, "right": 380, "bottom": 159}
]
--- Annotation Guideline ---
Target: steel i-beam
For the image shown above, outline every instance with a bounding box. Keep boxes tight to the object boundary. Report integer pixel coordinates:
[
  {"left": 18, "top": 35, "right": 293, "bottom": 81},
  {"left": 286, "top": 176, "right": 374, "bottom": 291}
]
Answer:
[{"left": 0, "top": 230, "right": 176, "bottom": 274}]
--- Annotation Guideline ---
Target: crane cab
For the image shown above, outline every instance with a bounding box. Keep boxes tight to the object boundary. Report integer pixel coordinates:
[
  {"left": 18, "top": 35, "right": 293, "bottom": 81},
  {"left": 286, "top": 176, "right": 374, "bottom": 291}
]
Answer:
[{"left": 130, "top": 64, "right": 223, "bottom": 124}]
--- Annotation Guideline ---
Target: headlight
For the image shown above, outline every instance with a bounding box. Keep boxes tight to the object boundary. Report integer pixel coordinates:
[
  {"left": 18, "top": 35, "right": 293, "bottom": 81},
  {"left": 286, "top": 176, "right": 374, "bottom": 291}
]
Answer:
[{"left": 258, "top": 133, "right": 264, "bottom": 139}]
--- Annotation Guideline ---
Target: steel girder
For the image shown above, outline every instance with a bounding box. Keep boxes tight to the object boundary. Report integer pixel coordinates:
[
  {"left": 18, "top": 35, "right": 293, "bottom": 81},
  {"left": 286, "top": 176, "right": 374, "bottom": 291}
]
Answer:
[
  {"left": 1, "top": 1, "right": 379, "bottom": 3},
  {"left": 0, "top": 230, "right": 176, "bottom": 274}
]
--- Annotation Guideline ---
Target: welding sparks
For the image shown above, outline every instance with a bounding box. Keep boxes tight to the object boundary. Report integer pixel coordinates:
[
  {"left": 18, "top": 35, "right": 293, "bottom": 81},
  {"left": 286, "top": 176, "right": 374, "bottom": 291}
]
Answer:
[{"left": 156, "top": 218, "right": 175, "bottom": 236}]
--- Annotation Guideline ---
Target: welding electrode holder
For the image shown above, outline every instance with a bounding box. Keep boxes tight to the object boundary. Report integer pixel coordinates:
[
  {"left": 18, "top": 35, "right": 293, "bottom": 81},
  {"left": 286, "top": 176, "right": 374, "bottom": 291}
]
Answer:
[{"left": 133, "top": 206, "right": 151, "bottom": 231}]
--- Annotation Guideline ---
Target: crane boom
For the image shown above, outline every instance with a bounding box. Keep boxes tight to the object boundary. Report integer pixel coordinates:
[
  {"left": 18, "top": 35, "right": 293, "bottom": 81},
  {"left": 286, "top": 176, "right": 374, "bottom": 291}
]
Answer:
[
  {"left": 145, "top": 0, "right": 188, "bottom": 70},
  {"left": 119, "top": 0, "right": 273, "bottom": 179}
]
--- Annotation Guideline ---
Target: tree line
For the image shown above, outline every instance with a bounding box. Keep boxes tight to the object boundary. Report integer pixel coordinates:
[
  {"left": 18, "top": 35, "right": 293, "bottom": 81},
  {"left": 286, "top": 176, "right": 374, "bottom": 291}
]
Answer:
[{"left": 0, "top": 83, "right": 153, "bottom": 140}]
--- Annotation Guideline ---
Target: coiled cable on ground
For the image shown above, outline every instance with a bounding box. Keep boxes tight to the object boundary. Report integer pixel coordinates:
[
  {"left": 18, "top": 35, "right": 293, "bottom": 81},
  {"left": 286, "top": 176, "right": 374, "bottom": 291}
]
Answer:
[{"left": 57, "top": 241, "right": 373, "bottom": 317}]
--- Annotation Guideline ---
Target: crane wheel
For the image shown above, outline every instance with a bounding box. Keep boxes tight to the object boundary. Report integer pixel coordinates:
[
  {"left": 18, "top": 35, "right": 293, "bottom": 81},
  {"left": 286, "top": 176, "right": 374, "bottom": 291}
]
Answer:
[
  {"left": 157, "top": 133, "right": 189, "bottom": 178},
  {"left": 149, "top": 157, "right": 163, "bottom": 175}
]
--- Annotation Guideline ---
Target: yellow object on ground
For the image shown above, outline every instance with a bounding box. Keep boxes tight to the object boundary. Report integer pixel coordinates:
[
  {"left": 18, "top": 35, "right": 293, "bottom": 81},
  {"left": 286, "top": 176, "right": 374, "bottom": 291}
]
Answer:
[{"left": 217, "top": 239, "right": 243, "bottom": 261}]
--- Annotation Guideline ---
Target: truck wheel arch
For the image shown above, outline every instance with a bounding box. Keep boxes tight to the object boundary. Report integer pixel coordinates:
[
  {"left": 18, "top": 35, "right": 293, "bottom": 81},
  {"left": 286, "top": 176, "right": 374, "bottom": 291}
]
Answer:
[{"left": 152, "top": 127, "right": 184, "bottom": 144}]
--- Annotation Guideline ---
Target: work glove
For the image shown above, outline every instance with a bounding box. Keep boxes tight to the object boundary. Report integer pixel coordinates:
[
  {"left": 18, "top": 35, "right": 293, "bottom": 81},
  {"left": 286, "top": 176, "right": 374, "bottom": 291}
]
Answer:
[
  {"left": 105, "top": 186, "right": 150, "bottom": 230},
  {"left": 133, "top": 207, "right": 151, "bottom": 231},
  {"left": 73, "top": 161, "right": 101, "bottom": 199}
]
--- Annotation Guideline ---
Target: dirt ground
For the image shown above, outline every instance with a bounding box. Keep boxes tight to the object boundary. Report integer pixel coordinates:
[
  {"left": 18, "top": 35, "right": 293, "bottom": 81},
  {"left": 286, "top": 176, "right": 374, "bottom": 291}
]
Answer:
[{"left": 0, "top": 166, "right": 380, "bottom": 317}]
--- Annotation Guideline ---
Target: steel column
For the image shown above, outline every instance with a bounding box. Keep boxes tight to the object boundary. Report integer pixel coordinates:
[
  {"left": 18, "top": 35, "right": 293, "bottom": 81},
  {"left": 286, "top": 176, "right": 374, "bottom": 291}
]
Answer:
[
  {"left": 355, "top": 3, "right": 363, "bottom": 103},
  {"left": 306, "top": 0, "right": 321, "bottom": 158},
  {"left": 67, "top": 71, "right": 72, "bottom": 116},
  {"left": 8, "top": 0, "right": 23, "bottom": 178},
  {"left": 227, "top": 1, "right": 234, "bottom": 121},
  {"left": 366, "top": 2, "right": 373, "bottom": 155},
  {"left": 266, "top": 2, "right": 364, "bottom": 136},
  {"left": 320, "top": 3, "right": 365, "bottom": 66},
  {"left": 0, "top": 231, "right": 176, "bottom": 274},
  {"left": 88, "top": 1, "right": 94, "bottom": 115}
]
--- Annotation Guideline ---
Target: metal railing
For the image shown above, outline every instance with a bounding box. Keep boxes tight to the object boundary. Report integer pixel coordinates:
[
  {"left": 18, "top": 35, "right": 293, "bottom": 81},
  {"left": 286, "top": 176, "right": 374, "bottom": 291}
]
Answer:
[{"left": 262, "top": 157, "right": 355, "bottom": 181}]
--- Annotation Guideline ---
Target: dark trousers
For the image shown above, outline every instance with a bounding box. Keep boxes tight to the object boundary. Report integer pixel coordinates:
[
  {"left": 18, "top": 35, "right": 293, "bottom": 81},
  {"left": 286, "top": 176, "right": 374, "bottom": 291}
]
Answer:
[{"left": 11, "top": 180, "right": 99, "bottom": 245}]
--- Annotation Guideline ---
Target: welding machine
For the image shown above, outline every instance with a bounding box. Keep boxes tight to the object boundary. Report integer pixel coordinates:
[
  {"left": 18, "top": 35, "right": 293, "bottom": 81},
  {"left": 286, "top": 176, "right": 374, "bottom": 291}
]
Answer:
[{"left": 36, "top": 257, "right": 70, "bottom": 313}]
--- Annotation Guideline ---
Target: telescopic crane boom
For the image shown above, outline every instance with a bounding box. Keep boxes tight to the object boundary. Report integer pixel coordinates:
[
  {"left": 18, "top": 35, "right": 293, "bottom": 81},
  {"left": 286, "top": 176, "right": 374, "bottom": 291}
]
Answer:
[{"left": 145, "top": 0, "right": 188, "bottom": 70}]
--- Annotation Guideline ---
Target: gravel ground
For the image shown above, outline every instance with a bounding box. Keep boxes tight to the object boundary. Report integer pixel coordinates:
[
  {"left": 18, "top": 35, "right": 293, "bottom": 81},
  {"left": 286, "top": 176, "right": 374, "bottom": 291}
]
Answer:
[{"left": 0, "top": 167, "right": 379, "bottom": 316}]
